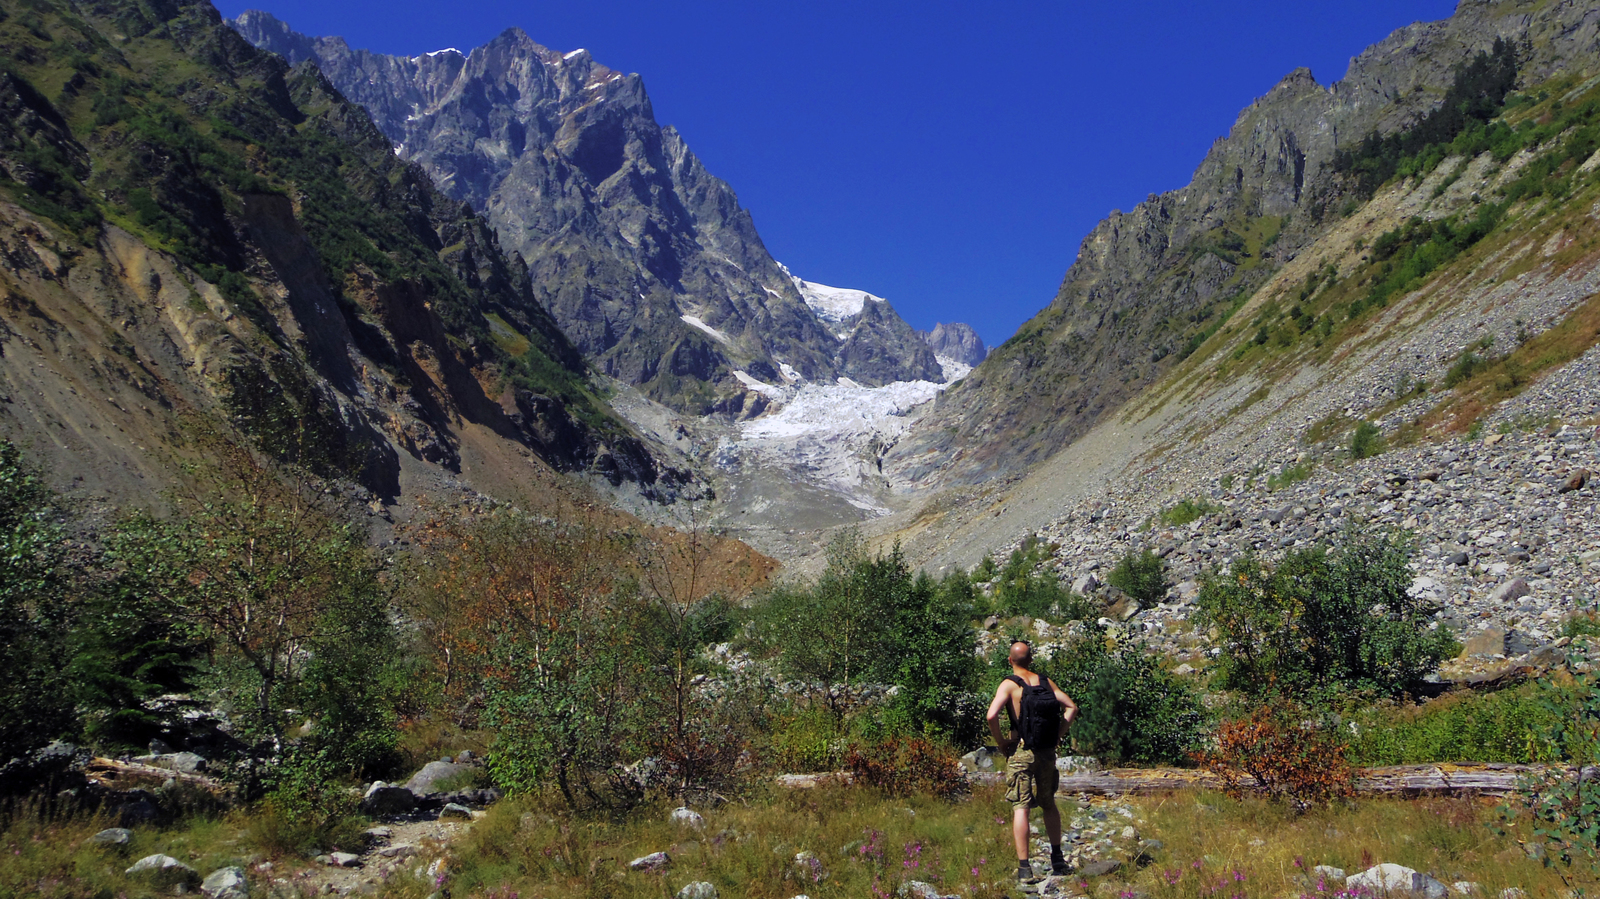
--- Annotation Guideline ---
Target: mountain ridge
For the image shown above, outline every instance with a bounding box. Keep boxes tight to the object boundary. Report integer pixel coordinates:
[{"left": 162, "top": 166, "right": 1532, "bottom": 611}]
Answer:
[{"left": 889, "top": 0, "right": 1600, "bottom": 490}]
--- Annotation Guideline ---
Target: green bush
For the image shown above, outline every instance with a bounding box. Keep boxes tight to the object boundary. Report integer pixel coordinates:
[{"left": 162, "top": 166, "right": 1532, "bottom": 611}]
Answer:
[
  {"left": 1046, "top": 635, "right": 1208, "bottom": 766},
  {"left": 1107, "top": 549, "right": 1169, "bottom": 606},
  {"left": 1350, "top": 421, "right": 1385, "bottom": 460},
  {"left": 988, "top": 537, "right": 1094, "bottom": 621},
  {"left": 1196, "top": 529, "right": 1456, "bottom": 702}
]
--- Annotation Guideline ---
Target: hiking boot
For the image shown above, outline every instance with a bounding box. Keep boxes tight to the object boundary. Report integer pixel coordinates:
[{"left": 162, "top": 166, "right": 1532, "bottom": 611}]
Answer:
[
  {"left": 1017, "top": 861, "right": 1045, "bottom": 884},
  {"left": 1051, "top": 858, "right": 1073, "bottom": 876}
]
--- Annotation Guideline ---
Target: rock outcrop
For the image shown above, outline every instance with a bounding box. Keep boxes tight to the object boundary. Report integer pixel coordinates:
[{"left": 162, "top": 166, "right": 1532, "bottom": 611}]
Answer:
[{"left": 893, "top": 0, "right": 1600, "bottom": 487}]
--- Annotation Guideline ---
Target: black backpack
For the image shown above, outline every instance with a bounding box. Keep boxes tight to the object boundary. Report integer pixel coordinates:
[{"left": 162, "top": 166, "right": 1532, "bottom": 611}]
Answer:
[{"left": 1007, "top": 674, "right": 1062, "bottom": 752}]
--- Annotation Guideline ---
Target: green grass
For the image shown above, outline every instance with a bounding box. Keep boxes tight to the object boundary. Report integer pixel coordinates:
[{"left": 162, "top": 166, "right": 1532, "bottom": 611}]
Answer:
[{"left": 1346, "top": 685, "right": 1565, "bottom": 766}]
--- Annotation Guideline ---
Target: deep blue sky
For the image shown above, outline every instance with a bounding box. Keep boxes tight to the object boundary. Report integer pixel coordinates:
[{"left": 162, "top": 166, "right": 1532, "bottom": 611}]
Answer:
[{"left": 216, "top": 0, "right": 1459, "bottom": 347}]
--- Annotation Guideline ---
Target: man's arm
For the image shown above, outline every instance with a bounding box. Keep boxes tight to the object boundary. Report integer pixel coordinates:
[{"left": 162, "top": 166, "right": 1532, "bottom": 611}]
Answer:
[
  {"left": 1049, "top": 679, "right": 1079, "bottom": 744},
  {"left": 985, "top": 681, "right": 1018, "bottom": 754}
]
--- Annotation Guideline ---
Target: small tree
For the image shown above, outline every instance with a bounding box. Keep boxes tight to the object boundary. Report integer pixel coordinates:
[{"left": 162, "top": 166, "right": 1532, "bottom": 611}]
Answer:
[
  {"left": 1107, "top": 549, "right": 1169, "bottom": 606},
  {"left": 1196, "top": 529, "right": 1454, "bottom": 701},
  {"left": 111, "top": 457, "right": 397, "bottom": 784},
  {"left": 1350, "top": 420, "right": 1385, "bottom": 459},
  {"left": 405, "top": 507, "right": 651, "bottom": 808}
]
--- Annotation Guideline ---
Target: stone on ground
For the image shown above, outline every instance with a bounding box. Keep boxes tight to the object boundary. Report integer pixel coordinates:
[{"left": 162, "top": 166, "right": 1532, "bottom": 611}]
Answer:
[
  {"left": 1347, "top": 864, "right": 1448, "bottom": 899},
  {"left": 88, "top": 827, "right": 132, "bottom": 846},
  {"left": 439, "top": 802, "right": 473, "bottom": 820},
  {"left": 670, "top": 807, "right": 705, "bottom": 829},
  {"left": 677, "top": 883, "right": 718, "bottom": 899},
  {"left": 201, "top": 866, "right": 250, "bottom": 899},
  {"left": 125, "top": 854, "right": 197, "bottom": 885},
  {"left": 629, "top": 851, "right": 670, "bottom": 872}
]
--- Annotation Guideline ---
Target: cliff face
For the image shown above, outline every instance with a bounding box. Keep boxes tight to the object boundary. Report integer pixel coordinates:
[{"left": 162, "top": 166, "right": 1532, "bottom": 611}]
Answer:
[
  {"left": 230, "top": 12, "right": 944, "bottom": 413},
  {"left": 0, "top": 0, "right": 684, "bottom": 510},
  {"left": 891, "top": 0, "right": 1600, "bottom": 488},
  {"left": 921, "top": 323, "right": 987, "bottom": 367}
]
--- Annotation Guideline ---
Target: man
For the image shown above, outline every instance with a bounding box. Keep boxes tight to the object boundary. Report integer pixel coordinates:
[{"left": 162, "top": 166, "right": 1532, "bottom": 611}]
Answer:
[{"left": 985, "top": 640, "right": 1078, "bottom": 884}]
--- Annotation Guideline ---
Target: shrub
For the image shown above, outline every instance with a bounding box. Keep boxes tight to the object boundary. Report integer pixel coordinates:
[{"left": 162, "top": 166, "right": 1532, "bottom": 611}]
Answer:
[
  {"left": 1107, "top": 549, "right": 1169, "bottom": 606},
  {"left": 1046, "top": 635, "right": 1208, "bottom": 766},
  {"left": 1162, "top": 498, "right": 1220, "bottom": 527},
  {"left": 845, "top": 736, "right": 967, "bottom": 800},
  {"left": 1196, "top": 529, "right": 1455, "bottom": 701},
  {"left": 1349, "top": 421, "right": 1385, "bottom": 460},
  {"left": 751, "top": 532, "right": 981, "bottom": 740},
  {"left": 1514, "top": 650, "right": 1600, "bottom": 870},
  {"left": 1201, "top": 701, "right": 1354, "bottom": 812},
  {"left": 249, "top": 746, "right": 367, "bottom": 857}
]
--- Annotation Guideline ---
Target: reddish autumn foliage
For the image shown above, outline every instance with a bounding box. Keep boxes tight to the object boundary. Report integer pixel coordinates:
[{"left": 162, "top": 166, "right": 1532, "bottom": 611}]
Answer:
[
  {"left": 1200, "top": 703, "right": 1354, "bottom": 811},
  {"left": 846, "top": 737, "right": 969, "bottom": 800}
]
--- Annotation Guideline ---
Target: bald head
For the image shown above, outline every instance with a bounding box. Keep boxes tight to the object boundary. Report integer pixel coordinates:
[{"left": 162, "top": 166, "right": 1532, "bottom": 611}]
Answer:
[{"left": 1009, "top": 641, "right": 1033, "bottom": 668}]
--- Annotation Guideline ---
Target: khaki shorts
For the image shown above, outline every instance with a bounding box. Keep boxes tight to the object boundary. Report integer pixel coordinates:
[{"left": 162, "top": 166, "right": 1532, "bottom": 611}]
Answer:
[{"left": 1004, "top": 747, "right": 1058, "bottom": 811}]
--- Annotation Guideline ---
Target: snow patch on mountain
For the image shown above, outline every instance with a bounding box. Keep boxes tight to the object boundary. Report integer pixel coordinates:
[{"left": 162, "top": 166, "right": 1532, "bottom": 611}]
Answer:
[
  {"left": 793, "top": 279, "right": 882, "bottom": 326},
  {"left": 681, "top": 314, "right": 731, "bottom": 345}
]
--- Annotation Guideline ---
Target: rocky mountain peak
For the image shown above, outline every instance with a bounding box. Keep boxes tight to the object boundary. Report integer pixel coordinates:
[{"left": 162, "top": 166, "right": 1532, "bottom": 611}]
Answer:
[{"left": 230, "top": 13, "right": 942, "bottom": 414}]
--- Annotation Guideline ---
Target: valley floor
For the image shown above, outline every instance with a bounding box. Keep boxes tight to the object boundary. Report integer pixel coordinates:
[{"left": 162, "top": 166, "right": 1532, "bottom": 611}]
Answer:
[{"left": 13, "top": 785, "right": 1584, "bottom": 899}]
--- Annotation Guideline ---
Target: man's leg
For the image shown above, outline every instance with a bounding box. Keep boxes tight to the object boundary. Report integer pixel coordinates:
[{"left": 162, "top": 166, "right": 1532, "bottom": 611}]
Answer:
[
  {"left": 1012, "top": 806, "right": 1031, "bottom": 861},
  {"left": 1041, "top": 798, "right": 1066, "bottom": 873}
]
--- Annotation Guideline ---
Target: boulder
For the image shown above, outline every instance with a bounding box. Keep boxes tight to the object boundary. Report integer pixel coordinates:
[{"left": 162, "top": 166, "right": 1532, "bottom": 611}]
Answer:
[
  {"left": 327, "top": 852, "right": 361, "bottom": 868},
  {"left": 960, "top": 747, "right": 1004, "bottom": 772},
  {"left": 201, "top": 866, "right": 250, "bottom": 899},
  {"left": 1487, "top": 579, "right": 1531, "bottom": 605},
  {"left": 1072, "top": 574, "right": 1099, "bottom": 595},
  {"left": 126, "top": 854, "right": 198, "bottom": 886},
  {"left": 378, "top": 844, "right": 419, "bottom": 859},
  {"left": 88, "top": 827, "right": 132, "bottom": 847},
  {"left": 670, "top": 807, "right": 705, "bottom": 829},
  {"left": 439, "top": 802, "right": 473, "bottom": 820},
  {"left": 160, "top": 751, "right": 208, "bottom": 775},
  {"left": 1559, "top": 469, "right": 1590, "bottom": 493},
  {"left": 677, "top": 883, "right": 718, "bottom": 899},
  {"left": 1347, "top": 864, "right": 1447, "bottom": 899},
  {"left": 1312, "top": 866, "right": 1347, "bottom": 882},
  {"left": 1451, "top": 883, "right": 1481, "bottom": 896},
  {"left": 404, "top": 760, "right": 474, "bottom": 795},
  {"left": 629, "top": 851, "right": 670, "bottom": 872},
  {"left": 1108, "top": 596, "right": 1141, "bottom": 622},
  {"left": 1055, "top": 756, "right": 1100, "bottom": 774},
  {"left": 360, "top": 782, "right": 417, "bottom": 816}
]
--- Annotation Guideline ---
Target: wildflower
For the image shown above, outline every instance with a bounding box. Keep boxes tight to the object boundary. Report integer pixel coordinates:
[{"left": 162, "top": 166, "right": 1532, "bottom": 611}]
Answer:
[
  {"left": 1295, "top": 857, "right": 1305, "bottom": 869},
  {"left": 1235, "top": 870, "right": 1247, "bottom": 882},
  {"left": 1164, "top": 869, "right": 1183, "bottom": 886},
  {"left": 1193, "top": 859, "right": 1204, "bottom": 870}
]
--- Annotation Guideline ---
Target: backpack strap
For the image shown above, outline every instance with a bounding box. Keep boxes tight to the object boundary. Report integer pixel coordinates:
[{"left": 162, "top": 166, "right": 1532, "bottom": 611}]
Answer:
[{"left": 1006, "top": 674, "right": 1028, "bottom": 689}]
